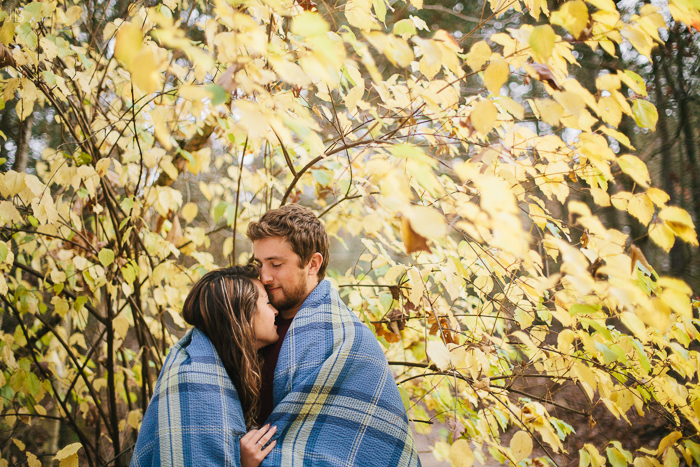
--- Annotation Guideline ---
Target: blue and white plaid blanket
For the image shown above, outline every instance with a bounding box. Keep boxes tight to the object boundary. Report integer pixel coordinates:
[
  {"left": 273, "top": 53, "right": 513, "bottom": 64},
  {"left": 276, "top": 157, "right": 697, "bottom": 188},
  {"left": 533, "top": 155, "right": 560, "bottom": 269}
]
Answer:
[
  {"left": 130, "top": 327, "right": 245, "bottom": 466},
  {"left": 131, "top": 280, "right": 420, "bottom": 466},
  {"left": 263, "top": 280, "right": 420, "bottom": 466}
]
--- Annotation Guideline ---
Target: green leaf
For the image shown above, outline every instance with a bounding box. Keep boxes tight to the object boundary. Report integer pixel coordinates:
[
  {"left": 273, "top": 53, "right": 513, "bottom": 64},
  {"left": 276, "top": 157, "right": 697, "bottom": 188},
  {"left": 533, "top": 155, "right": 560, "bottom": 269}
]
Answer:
[
  {"left": 393, "top": 19, "right": 416, "bottom": 39},
  {"left": 75, "top": 152, "right": 92, "bottom": 166},
  {"left": 390, "top": 143, "right": 436, "bottom": 166},
  {"left": 98, "top": 248, "right": 115, "bottom": 267},
  {"left": 213, "top": 201, "right": 227, "bottom": 223},
  {"left": 373, "top": 0, "right": 387, "bottom": 23},
  {"left": 398, "top": 386, "right": 410, "bottom": 413},
  {"left": 632, "top": 99, "right": 658, "bottom": 130},
  {"left": 74, "top": 296, "right": 88, "bottom": 312},
  {"left": 205, "top": 84, "right": 228, "bottom": 106},
  {"left": 23, "top": 2, "right": 44, "bottom": 21},
  {"left": 581, "top": 318, "right": 612, "bottom": 341},
  {"left": 684, "top": 441, "right": 700, "bottom": 466},
  {"left": 121, "top": 264, "right": 136, "bottom": 285},
  {"left": 569, "top": 304, "right": 602, "bottom": 315},
  {"left": 25, "top": 372, "right": 40, "bottom": 397},
  {"left": 312, "top": 169, "right": 333, "bottom": 187},
  {"left": 595, "top": 342, "right": 618, "bottom": 365},
  {"left": 0, "top": 242, "right": 8, "bottom": 263},
  {"left": 607, "top": 447, "right": 628, "bottom": 467}
]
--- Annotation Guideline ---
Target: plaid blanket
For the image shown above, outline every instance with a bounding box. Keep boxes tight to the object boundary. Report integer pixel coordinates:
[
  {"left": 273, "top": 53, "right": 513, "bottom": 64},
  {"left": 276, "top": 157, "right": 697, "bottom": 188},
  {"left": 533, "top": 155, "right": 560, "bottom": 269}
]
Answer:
[
  {"left": 131, "top": 280, "right": 420, "bottom": 467},
  {"left": 262, "top": 280, "right": 421, "bottom": 467},
  {"left": 130, "top": 327, "right": 245, "bottom": 466}
]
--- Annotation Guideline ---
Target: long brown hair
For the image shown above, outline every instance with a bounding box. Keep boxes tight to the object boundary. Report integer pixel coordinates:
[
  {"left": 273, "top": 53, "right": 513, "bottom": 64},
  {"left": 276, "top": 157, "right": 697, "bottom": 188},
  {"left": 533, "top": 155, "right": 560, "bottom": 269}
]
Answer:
[{"left": 181, "top": 264, "right": 263, "bottom": 427}]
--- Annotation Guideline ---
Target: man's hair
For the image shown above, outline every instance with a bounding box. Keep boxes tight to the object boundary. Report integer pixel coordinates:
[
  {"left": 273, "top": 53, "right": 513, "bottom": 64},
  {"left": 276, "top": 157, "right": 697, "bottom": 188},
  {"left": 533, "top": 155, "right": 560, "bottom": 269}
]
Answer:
[{"left": 246, "top": 204, "right": 329, "bottom": 280}]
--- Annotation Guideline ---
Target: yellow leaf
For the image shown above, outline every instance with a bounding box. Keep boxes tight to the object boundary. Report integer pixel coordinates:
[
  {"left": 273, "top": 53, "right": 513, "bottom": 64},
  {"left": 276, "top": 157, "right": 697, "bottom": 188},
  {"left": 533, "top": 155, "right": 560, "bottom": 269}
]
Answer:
[
  {"left": 646, "top": 188, "right": 669, "bottom": 207},
  {"left": 598, "top": 96, "right": 622, "bottom": 127},
  {"left": 551, "top": 0, "right": 589, "bottom": 39},
  {"left": 182, "top": 202, "right": 198, "bottom": 223},
  {"left": 618, "top": 155, "right": 650, "bottom": 187},
  {"left": 535, "top": 99, "right": 564, "bottom": 126},
  {"left": 113, "top": 314, "right": 129, "bottom": 340},
  {"left": 657, "top": 432, "right": 683, "bottom": 456},
  {"left": 556, "top": 91, "right": 586, "bottom": 118},
  {"left": 596, "top": 73, "right": 621, "bottom": 91},
  {"left": 467, "top": 41, "right": 491, "bottom": 71},
  {"left": 619, "top": 70, "right": 647, "bottom": 96},
  {"left": 648, "top": 219, "right": 675, "bottom": 252},
  {"left": 599, "top": 126, "right": 634, "bottom": 149},
  {"left": 590, "top": 187, "right": 610, "bottom": 207},
  {"left": 405, "top": 205, "right": 447, "bottom": 239},
  {"left": 483, "top": 59, "right": 509, "bottom": 95},
  {"left": 114, "top": 23, "right": 143, "bottom": 68},
  {"left": 658, "top": 277, "right": 692, "bottom": 295},
  {"left": 471, "top": 99, "right": 498, "bottom": 135},
  {"left": 529, "top": 25, "right": 556, "bottom": 62},
  {"left": 511, "top": 430, "right": 533, "bottom": 464},
  {"left": 54, "top": 444, "right": 82, "bottom": 462},
  {"left": 363, "top": 214, "right": 382, "bottom": 234},
  {"left": 131, "top": 48, "right": 160, "bottom": 94},
  {"left": 187, "top": 148, "right": 211, "bottom": 175},
  {"left": 12, "top": 439, "right": 25, "bottom": 450},
  {"left": 128, "top": 409, "right": 142, "bottom": 430},
  {"left": 26, "top": 453, "right": 41, "bottom": 467},
  {"left": 662, "top": 288, "right": 692, "bottom": 317},
  {"left": 449, "top": 439, "right": 475, "bottom": 467},
  {"left": 291, "top": 11, "right": 329, "bottom": 36},
  {"left": 621, "top": 312, "right": 647, "bottom": 342},
  {"left": 497, "top": 97, "right": 524, "bottom": 120},
  {"left": 632, "top": 99, "right": 658, "bottom": 130},
  {"left": 658, "top": 206, "right": 697, "bottom": 246},
  {"left": 427, "top": 340, "right": 451, "bottom": 370},
  {"left": 65, "top": 6, "right": 83, "bottom": 26},
  {"left": 628, "top": 193, "right": 654, "bottom": 226}
]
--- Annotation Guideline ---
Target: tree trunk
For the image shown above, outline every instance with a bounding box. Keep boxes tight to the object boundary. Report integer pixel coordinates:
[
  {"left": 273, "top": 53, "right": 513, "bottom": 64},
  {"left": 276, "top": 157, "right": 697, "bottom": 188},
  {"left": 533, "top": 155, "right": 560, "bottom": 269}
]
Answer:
[
  {"left": 670, "top": 28, "right": 700, "bottom": 224},
  {"left": 12, "top": 112, "right": 33, "bottom": 173},
  {"left": 653, "top": 54, "right": 686, "bottom": 273}
]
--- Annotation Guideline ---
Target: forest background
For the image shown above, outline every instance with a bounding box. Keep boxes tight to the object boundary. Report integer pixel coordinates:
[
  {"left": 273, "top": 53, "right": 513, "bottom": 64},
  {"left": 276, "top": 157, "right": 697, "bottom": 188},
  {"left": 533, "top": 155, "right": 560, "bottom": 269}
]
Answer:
[{"left": 1, "top": 0, "right": 700, "bottom": 466}]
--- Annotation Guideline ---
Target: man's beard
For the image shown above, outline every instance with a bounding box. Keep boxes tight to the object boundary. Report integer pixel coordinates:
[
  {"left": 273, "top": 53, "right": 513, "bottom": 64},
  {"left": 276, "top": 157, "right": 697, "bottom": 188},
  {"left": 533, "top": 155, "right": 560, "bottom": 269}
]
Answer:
[{"left": 270, "top": 274, "right": 308, "bottom": 313}]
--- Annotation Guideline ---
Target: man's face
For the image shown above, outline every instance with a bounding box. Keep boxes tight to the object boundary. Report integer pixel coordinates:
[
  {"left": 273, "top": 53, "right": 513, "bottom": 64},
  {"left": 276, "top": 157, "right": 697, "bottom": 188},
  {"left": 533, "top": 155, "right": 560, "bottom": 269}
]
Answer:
[{"left": 253, "top": 236, "right": 318, "bottom": 317}]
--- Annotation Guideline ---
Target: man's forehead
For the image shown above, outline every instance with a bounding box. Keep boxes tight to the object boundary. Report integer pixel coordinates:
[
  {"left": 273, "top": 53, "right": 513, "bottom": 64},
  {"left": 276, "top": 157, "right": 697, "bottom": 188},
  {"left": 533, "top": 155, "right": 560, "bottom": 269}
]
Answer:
[{"left": 252, "top": 237, "right": 295, "bottom": 259}]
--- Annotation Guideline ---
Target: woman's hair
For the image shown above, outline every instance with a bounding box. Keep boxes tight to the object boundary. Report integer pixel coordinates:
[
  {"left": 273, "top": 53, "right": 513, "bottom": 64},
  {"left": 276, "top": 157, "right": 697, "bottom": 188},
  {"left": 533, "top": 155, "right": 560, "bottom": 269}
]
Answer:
[{"left": 181, "top": 264, "right": 263, "bottom": 427}]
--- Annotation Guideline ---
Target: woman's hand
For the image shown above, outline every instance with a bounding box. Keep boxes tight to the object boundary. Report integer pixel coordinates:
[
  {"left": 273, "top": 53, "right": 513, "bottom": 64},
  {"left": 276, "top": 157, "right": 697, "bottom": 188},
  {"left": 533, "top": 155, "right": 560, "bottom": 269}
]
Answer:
[{"left": 240, "top": 424, "right": 277, "bottom": 467}]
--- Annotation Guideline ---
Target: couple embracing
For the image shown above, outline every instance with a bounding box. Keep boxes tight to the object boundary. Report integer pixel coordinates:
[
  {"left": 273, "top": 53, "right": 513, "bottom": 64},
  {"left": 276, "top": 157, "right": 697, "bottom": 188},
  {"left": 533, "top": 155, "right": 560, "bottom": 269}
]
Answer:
[{"left": 131, "top": 205, "right": 421, "bottom": 467}]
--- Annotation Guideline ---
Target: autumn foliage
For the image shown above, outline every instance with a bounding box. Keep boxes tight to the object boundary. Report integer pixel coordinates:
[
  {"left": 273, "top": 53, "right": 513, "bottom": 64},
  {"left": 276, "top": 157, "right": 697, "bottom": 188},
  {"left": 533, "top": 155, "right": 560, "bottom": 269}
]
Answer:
[{"left": 1, "top": 0, "right": 700, "bottom": 466}]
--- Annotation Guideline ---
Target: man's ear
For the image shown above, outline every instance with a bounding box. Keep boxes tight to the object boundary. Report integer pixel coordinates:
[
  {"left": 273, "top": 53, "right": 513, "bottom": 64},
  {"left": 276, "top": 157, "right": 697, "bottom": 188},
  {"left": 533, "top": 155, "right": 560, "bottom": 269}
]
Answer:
[{"left": 307, "top": 252, "right": 323, "bottom": 277}]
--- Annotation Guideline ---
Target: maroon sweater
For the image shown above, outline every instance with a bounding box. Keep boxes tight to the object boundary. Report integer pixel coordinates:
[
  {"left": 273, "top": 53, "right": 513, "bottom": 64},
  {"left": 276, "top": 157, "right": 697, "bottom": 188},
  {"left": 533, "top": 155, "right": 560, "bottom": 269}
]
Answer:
[{"left": 257, "top": 315, "right": 294, "bottom": 423}]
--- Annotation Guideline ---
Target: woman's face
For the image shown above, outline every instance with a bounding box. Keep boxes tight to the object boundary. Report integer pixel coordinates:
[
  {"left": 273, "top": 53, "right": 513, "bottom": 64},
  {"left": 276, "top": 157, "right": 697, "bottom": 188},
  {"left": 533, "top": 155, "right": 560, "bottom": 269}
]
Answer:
[{"left": 252, "top": 280, "right": 279, "bottom": 350}]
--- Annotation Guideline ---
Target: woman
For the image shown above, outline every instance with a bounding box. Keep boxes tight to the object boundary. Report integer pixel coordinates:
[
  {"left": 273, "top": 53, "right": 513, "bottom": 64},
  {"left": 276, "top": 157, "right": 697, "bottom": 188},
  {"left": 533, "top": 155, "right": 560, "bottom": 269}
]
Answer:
[{"left": 130, "top": 264, "right": 278, "bottom": 467}]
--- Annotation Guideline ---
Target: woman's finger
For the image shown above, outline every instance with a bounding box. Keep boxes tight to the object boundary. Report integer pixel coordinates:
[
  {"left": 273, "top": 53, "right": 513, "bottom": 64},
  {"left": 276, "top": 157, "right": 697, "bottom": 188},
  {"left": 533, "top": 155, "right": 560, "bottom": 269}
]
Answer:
[
  {"left": 258, "top": 425, "right": 277, "bottom": 446},
  {"left": 249, "top": 424, "right": 270, "bottom": 445},
  {"left": 260, "top": 440, "right": 277, "bottom": 458},
  {"left": 240, "top": 428, "right": 261, "bottom": 444}
]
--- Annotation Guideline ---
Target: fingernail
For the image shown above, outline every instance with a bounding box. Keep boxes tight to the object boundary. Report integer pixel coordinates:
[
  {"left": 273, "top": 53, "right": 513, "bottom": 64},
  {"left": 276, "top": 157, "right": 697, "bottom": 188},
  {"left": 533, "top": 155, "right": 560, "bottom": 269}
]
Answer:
[
  {"left": 272, "top": 425, "right": 277, "bottom": 431},
  {"left": 264, "top": 423, "right": 270, "bottom": 428}
]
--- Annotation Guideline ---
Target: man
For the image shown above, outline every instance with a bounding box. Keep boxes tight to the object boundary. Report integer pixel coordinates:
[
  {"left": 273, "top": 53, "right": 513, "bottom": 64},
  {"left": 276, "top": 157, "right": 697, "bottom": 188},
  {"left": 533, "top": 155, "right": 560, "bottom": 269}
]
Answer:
[{"left": 247, "top": 204, "right": 421, "bottom": 466}]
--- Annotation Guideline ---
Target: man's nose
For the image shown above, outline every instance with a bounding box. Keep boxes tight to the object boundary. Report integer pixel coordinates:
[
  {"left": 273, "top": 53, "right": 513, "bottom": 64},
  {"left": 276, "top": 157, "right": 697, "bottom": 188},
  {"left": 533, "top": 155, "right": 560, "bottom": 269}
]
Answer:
[{"left": 260, "top": 267, "right": 273, "bottom": 284}]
